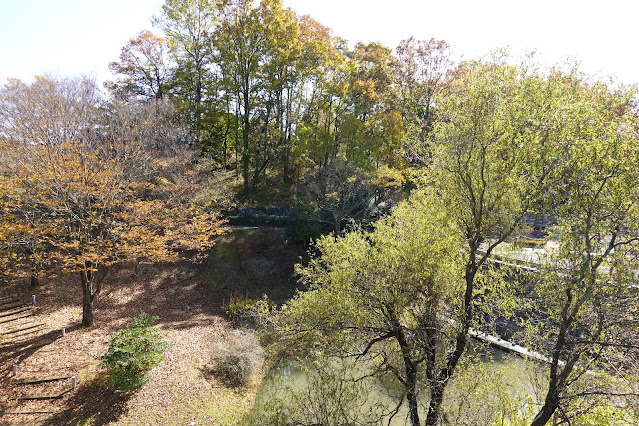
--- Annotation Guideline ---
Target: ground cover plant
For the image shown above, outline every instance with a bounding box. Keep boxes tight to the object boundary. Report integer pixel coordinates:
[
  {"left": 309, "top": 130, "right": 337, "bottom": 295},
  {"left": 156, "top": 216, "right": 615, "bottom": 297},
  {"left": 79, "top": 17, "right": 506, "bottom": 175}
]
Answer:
[
  {"left": 98, "top": 311, "right": 170, "bottom": 393},
  {"left": 0, "top": 228, "right": 298, "bottom": 424}
]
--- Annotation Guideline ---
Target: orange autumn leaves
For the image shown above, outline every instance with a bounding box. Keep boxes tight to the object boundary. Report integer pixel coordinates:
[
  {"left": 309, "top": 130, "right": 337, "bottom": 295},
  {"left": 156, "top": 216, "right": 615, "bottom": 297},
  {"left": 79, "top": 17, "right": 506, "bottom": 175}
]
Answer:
[
  {"left": 3, "top": 141, "right": 226, "bottom": 275},
  {"left": 0, "top": 80, "right": 228, "bottom": 281}
]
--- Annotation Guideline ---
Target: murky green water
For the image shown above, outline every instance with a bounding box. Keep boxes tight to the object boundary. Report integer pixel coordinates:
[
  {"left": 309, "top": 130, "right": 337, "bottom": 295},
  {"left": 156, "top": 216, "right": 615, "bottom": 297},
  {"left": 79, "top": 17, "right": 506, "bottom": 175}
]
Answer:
[{"left": 249, "top": 343, "right": 543, "bottom": 425}]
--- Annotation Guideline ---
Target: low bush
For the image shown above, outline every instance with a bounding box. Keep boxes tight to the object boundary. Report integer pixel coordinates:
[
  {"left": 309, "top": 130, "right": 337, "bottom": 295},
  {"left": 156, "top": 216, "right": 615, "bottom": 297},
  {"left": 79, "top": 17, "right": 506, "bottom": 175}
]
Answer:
[
  {"left": 208, "top": 329, "right": 264, "bottom": 387},
  {"left": 224, "top": 297, "right": 275, "bottom": 327},
  {"left": 285, "top": 202, "right": 333, "bottom": 242},
  {"left": 98, "top": 311, "right": 170, "bottom": 393}
]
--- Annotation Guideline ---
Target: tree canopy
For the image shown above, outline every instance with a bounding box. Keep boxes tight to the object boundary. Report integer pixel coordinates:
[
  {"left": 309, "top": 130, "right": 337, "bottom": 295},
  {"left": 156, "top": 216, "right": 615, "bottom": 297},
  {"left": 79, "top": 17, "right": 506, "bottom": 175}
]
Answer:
[
  {"left": 2, "top": 1, "right": 639, "bottom": 424},
  {"left": 0, "top": 75, "right": 228, "bottom": 326},
  {"left": 268, "top": 58, "right": 639, "bottom": 425}
]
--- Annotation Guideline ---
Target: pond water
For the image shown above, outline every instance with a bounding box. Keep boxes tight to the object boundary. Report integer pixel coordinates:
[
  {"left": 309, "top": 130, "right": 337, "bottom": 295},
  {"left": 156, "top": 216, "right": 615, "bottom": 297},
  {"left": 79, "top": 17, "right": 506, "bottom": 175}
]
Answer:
[{"left": 249, "top": 343, "right": 544, "bottom": 425}]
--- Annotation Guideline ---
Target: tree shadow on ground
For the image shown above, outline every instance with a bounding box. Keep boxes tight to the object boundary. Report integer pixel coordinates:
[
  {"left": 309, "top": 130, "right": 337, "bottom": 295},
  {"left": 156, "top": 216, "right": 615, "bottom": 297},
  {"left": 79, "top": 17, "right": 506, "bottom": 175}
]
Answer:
[
  {"left": 0, "top": 229, "right": 306, "bottom": 333},
  {"left": 0, "top": 228, "right": 307, "bottom": 423},
  {"left": 41, "top": 375, "right": 132, "bottom": 425},
  {"left": 0, "top": 325, "right": 82, "bottom": 367}
]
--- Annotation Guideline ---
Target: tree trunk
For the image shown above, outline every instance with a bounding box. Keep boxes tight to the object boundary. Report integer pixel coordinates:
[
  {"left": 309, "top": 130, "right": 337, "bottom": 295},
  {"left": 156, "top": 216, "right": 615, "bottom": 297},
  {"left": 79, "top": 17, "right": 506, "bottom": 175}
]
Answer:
[
  {"left": 30, "top": 273, "right": 40, "bottom": 287},
  {"left": 332, "top": 211, "right": 341, "bottom": 235},
  {"left": 242, "top": 87, "right": 251, "bottom": 194},
  {"left": 223, "top": 97, "right": 232, "bottom": 168},
  {"left": 531, "top": 287, "right": 573, "bottom": 426},
  {"left": 79, "top": 262, "right": 112, "bottom": 327},
  {"left": 425, "top": 385, "right": 445, "bottom": 426},
  {"left": 194, "top": 59, "right": 203, "bottom": 145},
  {"left": 407, "top": 381, "right": 420, "bottom": 426},
  {"left": 282, "top": 146, "right": 291, "bottom": 183},
  {"left": 280, "top": 87, "right": 294, "bottom": 184},
  {"left": 530, "top": 398, "right": 558, "bottom": 426},
  {"left": 396, "top": 326, "right": 421, "bottom": 426},
  {"left": 242, "top": 136, "right": 250, "bottom": 193},
  {"left": 425, "top": 261, "right": 478, "bottom": 424},
  {"left": 28, "top": 251, "right": 41, "bottom": 287},
  {"left": 81, "top": 269, "right": 94, "bottom": 327}
]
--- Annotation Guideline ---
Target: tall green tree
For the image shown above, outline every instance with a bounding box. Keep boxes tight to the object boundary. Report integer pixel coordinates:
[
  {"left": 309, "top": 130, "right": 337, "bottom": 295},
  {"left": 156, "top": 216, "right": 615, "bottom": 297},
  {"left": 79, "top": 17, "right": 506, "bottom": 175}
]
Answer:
[
  {"left": 276, "top": 190, "right": 465, "bottom": 425},
  {"left": 106, "top": 30, "right": 171, "bottom": 102},
  {"left": 292, "top": 39, "right": 405, "bottom": 232},
  {"left": 215, "top": 0, "right": 264, "bottom": 193},
  {"left": 297, "top": 40, "right": 403, "bottom": 176},
  {"left": 293, "top": 40, "right": 351, "bottom": 179},
  {"left": 286, "top": 14, "right": 338, "bottom": 178},
  {"left": 395, "top": 37, "right": 452, "bottom": 164},
  {"left": 527, "top": 74, "right": 639, "bottom": 426},
  {"left": 421, "top": 57, "right": 567, "bottom": 425},
  {"left": 154, "top": 0, "right": 222, "bottom": 142},
  {"left": 257, "top": 0, "right": 308, "bottom": 184},
  {"left": 215, "top": 0, "right": 323, "bottom": 191},
  {"left": 276, "top": 58, "right": 578, "bottom": 425},
  {"left": 344, "top": 41, "right": 404, "bottom": 169},
  {"left": 244, "top": 0, "right": 302, "bottom": 188}
]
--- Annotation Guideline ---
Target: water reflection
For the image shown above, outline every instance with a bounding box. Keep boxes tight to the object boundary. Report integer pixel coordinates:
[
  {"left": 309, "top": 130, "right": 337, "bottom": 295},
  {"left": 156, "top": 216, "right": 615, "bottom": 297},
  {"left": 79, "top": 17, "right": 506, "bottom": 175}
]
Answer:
[{"left": 249, "top": 343, "right": 543, "bottom": 425}]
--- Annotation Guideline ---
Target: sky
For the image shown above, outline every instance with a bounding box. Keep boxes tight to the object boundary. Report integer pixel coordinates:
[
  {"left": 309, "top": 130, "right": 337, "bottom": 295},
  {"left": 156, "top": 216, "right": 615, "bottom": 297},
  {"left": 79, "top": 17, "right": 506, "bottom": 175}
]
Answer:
[
  {"left": 0, "top": 0, "right": 637, "bottom": 86},
  {"left": 0, "top": 0, "right": 164, "bottom": 84}
]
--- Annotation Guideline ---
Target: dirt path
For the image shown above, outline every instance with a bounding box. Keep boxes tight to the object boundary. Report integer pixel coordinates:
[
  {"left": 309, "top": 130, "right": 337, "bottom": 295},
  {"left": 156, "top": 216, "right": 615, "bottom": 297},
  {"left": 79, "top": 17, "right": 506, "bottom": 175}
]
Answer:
[{"left": 0, "top": 260, "right": 260, "bottom": 425}]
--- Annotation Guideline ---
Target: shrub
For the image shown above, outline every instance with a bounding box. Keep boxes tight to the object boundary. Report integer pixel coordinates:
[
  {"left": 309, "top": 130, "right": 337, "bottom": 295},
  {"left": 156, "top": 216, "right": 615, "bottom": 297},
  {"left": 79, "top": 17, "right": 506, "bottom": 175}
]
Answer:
[
  {"left": 98, "top": 312, "right": 170, "bottom": 392},
  {"left": 285, "top": 202, "right": 333, "bottom": 242},
  {"left": 208, "top": 329, "right": 264, "bottom": 387},
  {"left": 224, "top": 297, "right": 275, "bottom": 327}
]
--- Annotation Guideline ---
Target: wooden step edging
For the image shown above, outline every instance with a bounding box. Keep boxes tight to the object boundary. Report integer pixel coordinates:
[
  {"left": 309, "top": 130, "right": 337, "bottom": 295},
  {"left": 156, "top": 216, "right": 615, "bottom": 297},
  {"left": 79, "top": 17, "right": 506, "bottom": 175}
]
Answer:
[
  {"left": 16, "top": 389, "right": 72, "bottom": 401},
  {"left": 0, "top": 298, "right": 20, "bottom": 307},
  {"left": 17, "top": 375, "right": 74, "bottom": 385},
  {"left": 0, "top": 335, "right": 55, "bottom": 351},
  {"left": 8, "top": 333, "right": 53, "bottom": 345},
  {"left": 3, "top": 324, "right": 45, "bottom": 337},
  {"left": 3, "top": 329, "right": 45, "bottom": 343},
  {"left": 0, "top": 305, "right": 28, "bottom": 317},
  {"left": 1, "top": 323, "right": 45, "bottom": 336},
  {"left": 0, "top": 312, "right": 34, "bottom": 324},
  {"left": 1, "top": 341, "right": 57, "bottom": 358}
]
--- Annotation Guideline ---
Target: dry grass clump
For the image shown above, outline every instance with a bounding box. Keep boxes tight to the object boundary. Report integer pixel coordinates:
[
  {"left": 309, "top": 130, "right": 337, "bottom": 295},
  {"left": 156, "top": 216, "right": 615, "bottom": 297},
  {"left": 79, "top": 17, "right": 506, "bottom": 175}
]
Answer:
[{"left": 208, "top": 329, "right": 264, "bottom": 387}]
